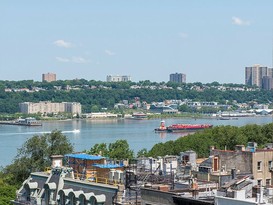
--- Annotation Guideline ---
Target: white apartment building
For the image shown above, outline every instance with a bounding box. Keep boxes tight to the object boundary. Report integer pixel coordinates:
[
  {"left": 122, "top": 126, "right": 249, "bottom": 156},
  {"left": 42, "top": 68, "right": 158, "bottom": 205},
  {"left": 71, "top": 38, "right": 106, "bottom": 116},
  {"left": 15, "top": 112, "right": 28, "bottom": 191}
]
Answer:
[
  {"left": 106, "top": 75, "right": 131, "bottom": 82},
  {"left": 19, "top": 101, "right": 81, "bottom": 115}
]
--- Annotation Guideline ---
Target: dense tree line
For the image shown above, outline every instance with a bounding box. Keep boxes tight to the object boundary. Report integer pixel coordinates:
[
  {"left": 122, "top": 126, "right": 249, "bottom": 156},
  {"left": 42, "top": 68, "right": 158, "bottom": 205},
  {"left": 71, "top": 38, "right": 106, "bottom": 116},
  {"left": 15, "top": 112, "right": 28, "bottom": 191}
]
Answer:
[
  {"left": 0, "top": 80, "right": 272, "bottom": 113},
  {"left": 147, "top": 123, "right": 273, "bottom": 158}
]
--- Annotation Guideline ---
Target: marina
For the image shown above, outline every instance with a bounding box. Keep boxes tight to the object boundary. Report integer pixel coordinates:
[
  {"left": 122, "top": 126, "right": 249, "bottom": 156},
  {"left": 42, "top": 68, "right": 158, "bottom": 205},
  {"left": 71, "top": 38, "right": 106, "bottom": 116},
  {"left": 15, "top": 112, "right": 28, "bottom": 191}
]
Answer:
[
  {"left": 0, "top": 117, "right": 42, "bottom": 126},
  {"left": 0, "top": 116, "right": 272, "bottom": 167}
]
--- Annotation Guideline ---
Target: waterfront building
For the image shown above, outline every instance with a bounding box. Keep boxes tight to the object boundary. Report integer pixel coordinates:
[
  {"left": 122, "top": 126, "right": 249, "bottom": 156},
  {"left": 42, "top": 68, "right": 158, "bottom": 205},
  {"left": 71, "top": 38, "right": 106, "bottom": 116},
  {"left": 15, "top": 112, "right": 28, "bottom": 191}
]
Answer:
[
  {"left": 149, "top": 103, "right": 178, "bottom": 114},
  {"left": 245, "top": 65, "right": 273, "bottom": 88},
  {"left": 19, "top": 101, "right": 82, "bottom": 115},
  {"left": 82, "top": 112, "right": 118, "bottom": 118},
  {"left": 106, "top": 75, "right": 131, "bottom": 82},
  {"left": 63, "top": 102, "right": 82, "bottom": 115},
  {"left": 42, "top": 72, "right": 56, "bottom": 82},
  {"left": 187, "top": 101, "right": 219, "bottom": 109},
  {"left": 169, "top": 73, "right": 186, "bottom": 84}
]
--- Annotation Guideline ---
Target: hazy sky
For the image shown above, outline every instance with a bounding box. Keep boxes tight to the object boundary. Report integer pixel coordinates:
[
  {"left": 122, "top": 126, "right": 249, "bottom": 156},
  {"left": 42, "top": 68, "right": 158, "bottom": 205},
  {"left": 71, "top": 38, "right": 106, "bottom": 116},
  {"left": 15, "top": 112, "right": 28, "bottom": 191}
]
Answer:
[{"left": 1, "top": 1, "right": 273, "bottom": 83}]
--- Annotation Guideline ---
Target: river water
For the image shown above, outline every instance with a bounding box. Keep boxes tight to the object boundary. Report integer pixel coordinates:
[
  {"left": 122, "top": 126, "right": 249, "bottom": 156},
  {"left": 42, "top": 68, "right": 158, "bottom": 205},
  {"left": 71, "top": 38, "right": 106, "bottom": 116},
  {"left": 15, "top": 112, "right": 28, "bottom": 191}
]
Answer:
[{"left": 0, "top": 116, "right": 272, "bottom": 167}]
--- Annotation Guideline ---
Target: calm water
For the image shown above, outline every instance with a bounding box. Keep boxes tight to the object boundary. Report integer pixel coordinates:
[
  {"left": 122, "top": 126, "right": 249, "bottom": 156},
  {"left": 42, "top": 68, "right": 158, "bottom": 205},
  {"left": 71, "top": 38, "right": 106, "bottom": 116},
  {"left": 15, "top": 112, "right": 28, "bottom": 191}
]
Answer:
[{"left": 0, "top": 116, "right": 272, "bottom": 167}]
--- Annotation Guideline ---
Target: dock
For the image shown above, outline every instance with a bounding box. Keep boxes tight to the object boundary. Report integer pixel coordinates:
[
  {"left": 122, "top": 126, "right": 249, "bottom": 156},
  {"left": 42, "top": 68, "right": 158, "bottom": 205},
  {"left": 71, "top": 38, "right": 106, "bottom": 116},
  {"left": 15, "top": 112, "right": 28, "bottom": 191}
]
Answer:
[{"left": 0, "top": 118, "right": 42, "bottom": 126}]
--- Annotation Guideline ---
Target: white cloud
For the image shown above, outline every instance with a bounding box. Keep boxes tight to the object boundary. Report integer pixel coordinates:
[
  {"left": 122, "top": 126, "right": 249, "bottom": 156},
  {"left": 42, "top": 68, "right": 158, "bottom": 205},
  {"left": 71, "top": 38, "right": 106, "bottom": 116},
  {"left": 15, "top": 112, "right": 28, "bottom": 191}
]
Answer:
[
  {"left": 56, "top": 56, "right": 89, "bottom": 63},
  {"left": 71, "top": 56, "right": 88, "bottom": 63},
  {"left": 56, "top": 57, "right": 70, "bottom": 62},
  {"left": 53, "top": 40, "right": 73, "bottom": 48},
  {"left": 232, "top": 17, "right": 250, "bottom": 26},
  {"left": 105, "top": 49, "right": 116, "bottom": 56},
  {"left": 179, "top": 32, "right": 188, "bottom": 38}
]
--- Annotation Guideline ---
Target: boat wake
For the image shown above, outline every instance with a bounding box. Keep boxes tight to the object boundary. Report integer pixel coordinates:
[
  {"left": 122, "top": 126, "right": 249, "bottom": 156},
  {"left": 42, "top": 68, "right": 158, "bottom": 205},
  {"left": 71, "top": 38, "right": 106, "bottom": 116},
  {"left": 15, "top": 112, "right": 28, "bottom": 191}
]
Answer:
[
  {"left": 0, "top": 129, "right": 80, "bottom": 135},
  {"left": 62, "top": 129, "right": 80, "bottom": 134}
]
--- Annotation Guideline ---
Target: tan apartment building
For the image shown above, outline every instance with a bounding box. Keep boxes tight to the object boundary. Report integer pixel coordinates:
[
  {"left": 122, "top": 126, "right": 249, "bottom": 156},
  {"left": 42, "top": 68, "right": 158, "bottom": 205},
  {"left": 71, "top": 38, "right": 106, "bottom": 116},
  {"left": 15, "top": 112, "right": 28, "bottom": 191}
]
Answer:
[
  {"left": 19, "top": 101, "right": 81, "bottom": 115},
  {"left": 206, "top": 142, "right": 273, "bottom": 187},
  {"left": 42, "top": 72, "right": 56, "bottom": 82},
  {"left": 252, "top": 148, "right": 273, "bottom": 186},
  {"left": 245, "top": 64, "right": 273, "bottom": 88}
]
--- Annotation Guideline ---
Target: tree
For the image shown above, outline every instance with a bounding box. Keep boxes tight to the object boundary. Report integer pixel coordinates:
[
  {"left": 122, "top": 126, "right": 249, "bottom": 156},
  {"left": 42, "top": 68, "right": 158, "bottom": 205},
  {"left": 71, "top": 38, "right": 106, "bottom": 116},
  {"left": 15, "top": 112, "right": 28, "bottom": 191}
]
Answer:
[
  {"left": 91, "top": 105, "right": 100, "bottom": 112},
  {"left": 87, "top": 143, "right": 108, "bottom": 156},
  {"left": 108, "top": 140, "right": 134, "bottom": 160},
  {"left": 137, "top": 148, "right": 148, "bottom": 158},
  {"left": 179, "top": 104, "right": 190, "bottom": 112},
  {"left": 3, "top": 130, "right": 73, "bottom": 185},
  {"left": 87, "top": 140, "right": 134, "bottom": 160},
  {"left": 0, "top": 178, "right": 16, "bottom": 205},
  {"left": 46, "top": 130, "right": 73, "bottom": 157}
]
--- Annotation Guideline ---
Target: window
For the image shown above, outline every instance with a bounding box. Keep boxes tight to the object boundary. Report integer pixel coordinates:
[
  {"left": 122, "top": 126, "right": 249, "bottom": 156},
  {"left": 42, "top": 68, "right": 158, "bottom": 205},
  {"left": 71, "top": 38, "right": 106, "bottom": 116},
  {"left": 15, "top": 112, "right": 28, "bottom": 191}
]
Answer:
[
  {"left": 182, "top": 155, "right": 189, "bottom": 165},
  {"left": 45, "top": 189, "right": 50, "bottom": 205},
  {"left": 213, "top": 157, "right": 219, "bottom": 172},
  {"left": 60, "top": 192, "right": 66, "bottom": 205},
  {"left": 257, "top": 179, "right": 262, "bottom": 186},
  {"left": 266, "top": 179, "right": 271, "bottom": 186},
  {"left": 257, "top": 161, "right": 262, "bottom": 171},
  {"left": 269, "top": 161, "right": 273, "bottom": 170}
]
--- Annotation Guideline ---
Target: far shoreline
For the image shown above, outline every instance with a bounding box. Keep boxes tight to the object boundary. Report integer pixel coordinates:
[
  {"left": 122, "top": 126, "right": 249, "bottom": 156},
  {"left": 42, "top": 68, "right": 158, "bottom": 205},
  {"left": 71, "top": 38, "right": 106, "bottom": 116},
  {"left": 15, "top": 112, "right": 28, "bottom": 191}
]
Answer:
[{"left": 39, "top": 113, "right": 272, "bottom": 122}]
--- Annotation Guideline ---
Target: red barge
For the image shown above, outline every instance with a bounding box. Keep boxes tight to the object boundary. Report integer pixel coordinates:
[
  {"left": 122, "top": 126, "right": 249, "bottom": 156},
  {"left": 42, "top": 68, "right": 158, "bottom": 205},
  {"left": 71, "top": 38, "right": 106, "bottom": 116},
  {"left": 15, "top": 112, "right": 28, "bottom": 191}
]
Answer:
[{"left": 154, "top": 121, "right": 213, "bottom": 133}]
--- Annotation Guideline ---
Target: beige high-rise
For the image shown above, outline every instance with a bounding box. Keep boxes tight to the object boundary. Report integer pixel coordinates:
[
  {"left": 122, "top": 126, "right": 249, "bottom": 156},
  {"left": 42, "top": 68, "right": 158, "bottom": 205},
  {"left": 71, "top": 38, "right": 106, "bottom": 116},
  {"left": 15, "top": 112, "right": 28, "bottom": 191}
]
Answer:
[
  {"left": 245, "top": 65, "right": 272, "bottom": 88},
  {"left": 42, "top": 73, "right": 56, "bottom": 82}
]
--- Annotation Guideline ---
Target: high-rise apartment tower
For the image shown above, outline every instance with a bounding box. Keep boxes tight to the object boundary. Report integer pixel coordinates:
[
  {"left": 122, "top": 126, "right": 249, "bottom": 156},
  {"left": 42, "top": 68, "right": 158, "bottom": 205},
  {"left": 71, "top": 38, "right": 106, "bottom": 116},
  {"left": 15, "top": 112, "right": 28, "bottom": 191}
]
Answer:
[
  {"left": 42, "top": 73, "right": 56, "bottom": 82},
  {"left": 169, "top": 73, "right": 186, "bottom": 84},
  {"left": 245, "top": 65, "right": 273, "bottom": 89}
]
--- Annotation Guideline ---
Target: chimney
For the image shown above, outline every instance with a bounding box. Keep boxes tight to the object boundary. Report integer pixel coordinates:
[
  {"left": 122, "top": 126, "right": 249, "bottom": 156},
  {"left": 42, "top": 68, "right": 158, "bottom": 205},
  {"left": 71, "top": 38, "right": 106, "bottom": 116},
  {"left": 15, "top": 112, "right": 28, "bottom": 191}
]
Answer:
[
  {"left": 231, "top": 168, "right": 236, "bottom": 179},
  {"left": 51, "top": 155, "right": 63, "bottom": 168}
]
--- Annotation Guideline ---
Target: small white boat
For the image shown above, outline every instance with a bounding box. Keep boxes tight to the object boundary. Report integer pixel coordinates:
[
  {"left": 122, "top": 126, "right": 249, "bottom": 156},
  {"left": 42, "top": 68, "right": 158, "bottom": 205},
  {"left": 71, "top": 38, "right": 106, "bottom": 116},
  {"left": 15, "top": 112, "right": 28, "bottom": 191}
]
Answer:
[{"left": 73, "top": 129, "right": 80, "bottom": 133}]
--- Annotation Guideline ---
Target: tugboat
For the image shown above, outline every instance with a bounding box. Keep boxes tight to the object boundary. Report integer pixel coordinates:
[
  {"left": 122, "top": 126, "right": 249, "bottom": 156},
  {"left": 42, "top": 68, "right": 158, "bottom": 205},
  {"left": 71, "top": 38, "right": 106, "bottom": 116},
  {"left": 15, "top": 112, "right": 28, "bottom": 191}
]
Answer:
[
  {"left": 154, "top": 120, "right": 168, "bottom": 132},
  {"left": 154, "top": 121, "right": 212, "bottom": 133}
]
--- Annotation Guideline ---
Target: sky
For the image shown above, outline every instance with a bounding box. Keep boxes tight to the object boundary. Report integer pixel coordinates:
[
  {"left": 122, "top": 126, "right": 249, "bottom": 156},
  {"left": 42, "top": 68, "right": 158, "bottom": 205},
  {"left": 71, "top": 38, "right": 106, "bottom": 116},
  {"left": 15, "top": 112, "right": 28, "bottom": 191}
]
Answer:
[{"left": 0, "top": 1, "right": 273, "bottom": 84}]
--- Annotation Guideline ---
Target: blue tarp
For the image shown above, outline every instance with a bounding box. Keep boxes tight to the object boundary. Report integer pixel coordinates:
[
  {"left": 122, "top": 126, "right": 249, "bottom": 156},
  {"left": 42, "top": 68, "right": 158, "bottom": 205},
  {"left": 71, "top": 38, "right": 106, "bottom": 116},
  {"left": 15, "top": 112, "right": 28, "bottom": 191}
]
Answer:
[{"left": 65, "top": 153, "right": 104, "bottom": 160}]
